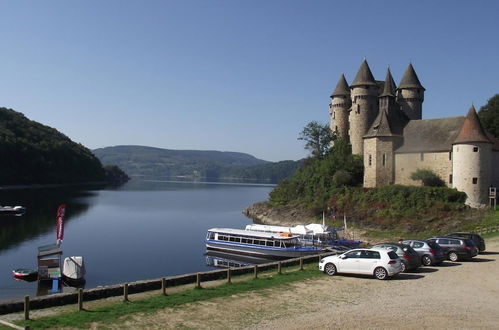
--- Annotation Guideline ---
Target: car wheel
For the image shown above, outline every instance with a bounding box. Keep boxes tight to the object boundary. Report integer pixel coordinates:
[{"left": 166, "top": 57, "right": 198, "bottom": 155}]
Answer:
[
  {"left": 400, "top": 261, "right": 407, "bottom": 272},
  {"left": 422, "top": 255, "right": 432, "bottom": 266},
  {"left": 324, "top": 263, "right": 337, "bottom": 276},
  {"left": 448, "top": 252, "right": 459, "bottom": 262},
  {"left": 374, "top": 267, "right": 388, "bottom": 280}
]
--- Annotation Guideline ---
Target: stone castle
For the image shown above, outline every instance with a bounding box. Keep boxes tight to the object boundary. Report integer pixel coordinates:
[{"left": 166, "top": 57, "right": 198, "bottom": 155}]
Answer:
[{"left": 329, "top": 59, "right": 499, "bottom": 208}]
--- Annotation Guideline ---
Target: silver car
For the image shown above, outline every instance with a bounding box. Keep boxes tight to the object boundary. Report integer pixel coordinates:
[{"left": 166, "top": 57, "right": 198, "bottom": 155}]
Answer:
[{"left": 402, "top": 239, "right": 446, "bottom": 266}]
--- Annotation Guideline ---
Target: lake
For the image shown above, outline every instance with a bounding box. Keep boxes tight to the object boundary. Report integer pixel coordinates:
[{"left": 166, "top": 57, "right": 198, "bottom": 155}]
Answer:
[{"left": 0, "top": 180, "right": 273, "bottom": 302}]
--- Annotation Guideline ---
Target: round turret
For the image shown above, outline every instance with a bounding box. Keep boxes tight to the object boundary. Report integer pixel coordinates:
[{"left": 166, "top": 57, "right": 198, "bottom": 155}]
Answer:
[
  {"left": 396, "top": 63, "right": 425, "bottom": 120},
  {"left": 452, "top": 106, "right": 493, "bottom": 207},
  {"left": 330, "top": 74, "right": 351, "bottom": 142},
  {"left": 349, "top": 60, "right": 379, "bottom": 155}
]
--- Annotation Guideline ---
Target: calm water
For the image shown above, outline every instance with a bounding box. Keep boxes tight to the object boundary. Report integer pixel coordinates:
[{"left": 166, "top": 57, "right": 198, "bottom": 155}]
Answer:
[{"left": 0, "top": 180, "right": 273, "bottom": 301}]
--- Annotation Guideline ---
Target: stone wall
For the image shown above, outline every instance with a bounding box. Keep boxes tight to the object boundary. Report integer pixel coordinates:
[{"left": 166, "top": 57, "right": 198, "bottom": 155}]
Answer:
[
  {"left": 394, "top": 151, "right": 453, "bottom": 186},
  {"left": 364, "top": 137, "right": 395, "bottom": 187},
  {"left": 397, "top": 89, "right": 423, "bottom": 120},
  {"left": 349, "top": 86, "right": 378, "bottom": 155},
  {"left": 330, "top": 95, "right": 351, "bottom": 142}
]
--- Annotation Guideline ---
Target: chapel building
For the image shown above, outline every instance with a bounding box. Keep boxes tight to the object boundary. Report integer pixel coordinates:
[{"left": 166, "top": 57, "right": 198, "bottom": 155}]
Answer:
[{"left": 329, "top": 59, "right": 499, "bottom": 208}]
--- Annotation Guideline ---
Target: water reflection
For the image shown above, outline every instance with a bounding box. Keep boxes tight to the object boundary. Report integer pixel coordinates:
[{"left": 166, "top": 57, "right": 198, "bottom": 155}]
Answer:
[
  {"left": 0, "top": 185, "right": 102, "bottom": 252},
  {"left": 205, "top": 250, "right": 273, "bottom": 268}
]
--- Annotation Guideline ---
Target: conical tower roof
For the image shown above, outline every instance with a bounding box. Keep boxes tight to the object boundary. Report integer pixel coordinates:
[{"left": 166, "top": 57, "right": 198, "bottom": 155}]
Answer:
[
  {"left": 364, "top": 108, "right": 395, "bottom": 138},
  {"left": 398, "top": 63, "right": 425, "bottom": 90},
  {"left": 454, "top": 105, "right": 492, "bottom": 144},
  {"left": 380, "top": 68, "right": 397, "bottom": 97},
  {"left": 331, "top": 74, "right": 350, "bottom": 97},
  {"left": 350, "top": 59, "right": 377, "bottom": 88}
]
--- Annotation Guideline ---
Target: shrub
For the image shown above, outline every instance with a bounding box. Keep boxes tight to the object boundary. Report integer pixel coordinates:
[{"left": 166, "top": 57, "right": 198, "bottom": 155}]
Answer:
[{"left": 410, "top": 169, "right": 445, "bottom": 187}]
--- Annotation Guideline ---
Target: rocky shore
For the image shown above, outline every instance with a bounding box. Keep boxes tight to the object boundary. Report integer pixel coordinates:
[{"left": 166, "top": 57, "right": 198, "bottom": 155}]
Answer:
[{"left": 243, "top": 201, "right": 317, "bottom": 226}]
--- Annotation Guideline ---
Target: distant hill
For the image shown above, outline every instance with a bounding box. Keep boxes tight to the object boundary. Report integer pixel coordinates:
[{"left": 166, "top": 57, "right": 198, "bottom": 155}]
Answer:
[
  {"left": 93, "top": 145, "right": 302, "bottom": 183},
  {"left": 0, "top": 107, "right": 107, "bottom": 185}
]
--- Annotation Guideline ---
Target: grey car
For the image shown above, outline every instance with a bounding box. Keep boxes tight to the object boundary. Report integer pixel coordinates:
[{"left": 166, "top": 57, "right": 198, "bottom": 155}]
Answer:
[
  {"left": 402, "top": 239, "right": 446, "bottom": 266},
  {"left": 427, "top": 237, "right": 478, "bottom": 261},
  {"left": 371, "top": 243, "right": 421, "bottom": 272}
]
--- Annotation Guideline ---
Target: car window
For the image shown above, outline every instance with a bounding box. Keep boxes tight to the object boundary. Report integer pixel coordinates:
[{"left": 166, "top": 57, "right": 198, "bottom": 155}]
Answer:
[
  {"left": 387, "top": 251, "right": 399, "bottom": 259},
  {"left": 345, "top": 250, "right": 362, "bottom": 258},
  {"left": 362, "top": 250, "right": 380, "bottom": 259},
  {"left": 438, "top": 238, "right": 450, "bottom": 245},
  {"left": 388, "top": 246, "right": 397, "bottom": 251},
  {"left": 413, "top": 242, "right": 424, "bottom": 248},
  {"left": 450, "top": 239, "right": 461, "bottom": 245}
]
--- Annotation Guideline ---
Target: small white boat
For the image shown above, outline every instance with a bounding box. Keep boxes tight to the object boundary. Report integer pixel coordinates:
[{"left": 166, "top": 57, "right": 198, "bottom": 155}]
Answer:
[
  {"left": 0, "top": 205, "right": 26, "bottom": 216},
  {"left": 62, "top": 256, "right": 86, "bottom": 285}
]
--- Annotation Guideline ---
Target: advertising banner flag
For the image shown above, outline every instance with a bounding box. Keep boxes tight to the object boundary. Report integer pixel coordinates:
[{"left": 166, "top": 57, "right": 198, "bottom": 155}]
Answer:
[{"left": 56, "top": 204, "right": 65, "bottom": 245}]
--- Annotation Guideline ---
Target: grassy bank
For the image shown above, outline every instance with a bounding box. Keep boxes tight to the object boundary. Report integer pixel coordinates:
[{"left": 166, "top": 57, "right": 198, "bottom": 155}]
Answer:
[{"left": 14, "top": 264, "right": 323, "bottom": 329}]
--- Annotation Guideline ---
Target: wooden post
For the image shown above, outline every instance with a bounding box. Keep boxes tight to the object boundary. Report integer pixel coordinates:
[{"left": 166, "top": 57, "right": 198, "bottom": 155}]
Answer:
[
  {"left": 162, "top": 277, "right": 167, "bottom": 296},
  {"left": 277, "top": 261, "right": 282, "bottom": 274},
  {"left": 227, "top": 268, "right": 232, "bottom": 283},
  {"left": 78, "top": 288, "right": 83, "bottom": 311},
  {"left": 24, "top": 295, "right": 29, "bottom": 320},
  {"left": 196, "top": 273, "right": 201, "bottom": 288},
  {"left": 254, "top": 265, "right": 258, "bottom": 279},
  {"left": 123, "top": 283, "right": 129, "bottom": 302},
  {"left": 299, "top": 257, "right": 304, "bottom": 270}
]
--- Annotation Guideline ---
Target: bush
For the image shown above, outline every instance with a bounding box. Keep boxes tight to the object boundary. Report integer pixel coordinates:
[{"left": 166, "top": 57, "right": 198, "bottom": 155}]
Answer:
[{"left": 410, "top": 169, "right": 445, "bottom": 187}]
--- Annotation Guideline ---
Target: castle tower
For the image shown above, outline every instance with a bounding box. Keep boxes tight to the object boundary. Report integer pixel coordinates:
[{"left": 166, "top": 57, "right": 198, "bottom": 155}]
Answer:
[
  {"left": 329, "top": 74, "right": 351, "bottom": 142},
  {"left": 363, "top": 69, "right": 404, "bottom": 187},
  {"left": 452, "top": 105, "right": 493, "bottom": 207},
  {"left": 349, "top": 59, "right": 379, "bottom": 155},
  {"left": 397, "top": 63, "right": 425, "bottom": 120}
]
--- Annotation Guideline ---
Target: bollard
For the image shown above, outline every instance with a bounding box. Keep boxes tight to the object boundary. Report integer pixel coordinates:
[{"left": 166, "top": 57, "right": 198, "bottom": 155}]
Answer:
[
  {"left": 162, "top": 277, "right": 167, "bottom": 296},
  {"left": 299, "top": 258, "right": 304, "bottom": 270},
  {"left": 227, "top": 268, "right": 232, "bottom": 283},
  {"left": 24, "top": 295, "right": 29, "bottom": 320},
  {"left": 196, "top": 273, "right": 201, "bottom": 288},
  {"left": 124, "top": 283, "right": 129, "bottom": 302},
  {"left": 278, "top": 261, "right": 282, "bottom": 274},
  {"left": 254, "top": 265, "right": 258, "bottom": 279},
  {"left": 78, "top": 288, "right": 84, "bottom": 311}
]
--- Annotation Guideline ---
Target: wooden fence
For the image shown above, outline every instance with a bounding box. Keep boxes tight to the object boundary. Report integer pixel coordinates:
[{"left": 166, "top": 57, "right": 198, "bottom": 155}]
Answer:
[
  {"left": 0, "top": 253, "right": 333, "bottom": 320},
  {"left": 474, "top": 224, "right": 499, "bottom": 235}
]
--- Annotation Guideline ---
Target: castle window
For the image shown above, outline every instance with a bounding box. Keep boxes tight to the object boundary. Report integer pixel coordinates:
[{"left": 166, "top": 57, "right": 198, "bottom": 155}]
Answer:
[
  {"left": 472, "top": 177, "right": 478, "bottom": 184},
  {"left": 335, "top": 125, "right": 338, "bottom": 132},
  {"left": 368, "top": 155, "right": 372, "bottom": 166},
  {"left": 382, "top": 154, "right": 386, "bottom": 166},
  {"left": 420, "top": 153, "right": 424, "bottom": 161},
  {"left": 332, "top": 111, "right": 335, "bottom": 119},
  {"left": 356, "top": 104, "right": 360, "bottom": 114},
  {"left": 449, "top": 174, "right": 453, "bottom": 184},
  {"left": 473, "top": 147, "right": 479, "bottom": 152},
  {"left": 449, "top": 152, "right": 452, "bottom": 161}
]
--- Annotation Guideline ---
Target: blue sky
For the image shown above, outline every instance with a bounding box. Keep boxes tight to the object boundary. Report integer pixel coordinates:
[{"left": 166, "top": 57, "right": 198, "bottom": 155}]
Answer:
[{"left": 0, "top": 1, "right": 498, "bottom": 161}]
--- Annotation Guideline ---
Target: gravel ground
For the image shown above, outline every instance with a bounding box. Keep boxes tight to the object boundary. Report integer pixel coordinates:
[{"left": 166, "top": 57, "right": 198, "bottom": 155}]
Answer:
[
  {"left": 3, "top": 236, "right": 498, "bottom": 329},
  {"left": 108, "top": 236, "right": 499, "bottom": 329}
]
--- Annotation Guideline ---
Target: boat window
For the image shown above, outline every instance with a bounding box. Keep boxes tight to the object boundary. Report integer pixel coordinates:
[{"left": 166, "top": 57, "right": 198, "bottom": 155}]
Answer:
[
  {"left": 241, "top": 238, "right": 249, "bottom": 244},
  {"left": 219, "top": 235, "right": 228, "bottom": 241},
  {"left": 266, "top": 241, "right": 273, "bottom": 247},
  {"left": 229, "top": 236, "right": 236, "bottom": 242}
]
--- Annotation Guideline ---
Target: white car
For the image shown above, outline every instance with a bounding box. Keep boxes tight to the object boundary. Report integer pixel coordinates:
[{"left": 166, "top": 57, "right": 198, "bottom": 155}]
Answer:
[{"left": 319, "top": 248, "right": 403, "bottom": 280}]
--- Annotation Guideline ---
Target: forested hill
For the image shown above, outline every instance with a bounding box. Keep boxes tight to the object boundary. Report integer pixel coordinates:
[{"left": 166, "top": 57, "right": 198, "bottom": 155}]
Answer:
[
  {"left": 93, "top": 145, "right": 302, "bottom": 183},
  {"left": 0, "top": 107, "right": 106, "bottom": 184}
]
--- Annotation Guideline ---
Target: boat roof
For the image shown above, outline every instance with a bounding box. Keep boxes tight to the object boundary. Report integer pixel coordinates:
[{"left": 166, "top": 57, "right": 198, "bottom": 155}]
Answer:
[
  {"left": 245, "top": 223, "right": 333, "bottom": 235},
  {"left": 208, "top": 228, "right": 298, "bottom": 240}
]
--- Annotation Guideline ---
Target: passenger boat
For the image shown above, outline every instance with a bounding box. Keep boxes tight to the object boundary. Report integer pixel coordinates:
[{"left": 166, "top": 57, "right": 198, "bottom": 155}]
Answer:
[
  {"left": 245, "top": 223, "right": 361, "bottom": 249},
  {"left": 205, "top": 228, "right": 325, "bottom": 259},
  {"left": 0, "top": 205, "right": 27, "bottom": 216},
  {"left": 12, "top": 268, "right": 38, "bottom": 281},
  {"left": 62, "top": 256, "right": 86, "bottom": 285}
]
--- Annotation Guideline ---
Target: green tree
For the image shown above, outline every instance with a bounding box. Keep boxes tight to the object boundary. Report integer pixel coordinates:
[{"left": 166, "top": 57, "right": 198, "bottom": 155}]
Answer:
[
  {"left": 410, "top": 169, "right": 445, "bottom": 187},
  {"left": 298, "top": 121, "right": 336, "bottom": 158},
  {"left": 478, "top": 94, "right": 499, "bottom": 138}
]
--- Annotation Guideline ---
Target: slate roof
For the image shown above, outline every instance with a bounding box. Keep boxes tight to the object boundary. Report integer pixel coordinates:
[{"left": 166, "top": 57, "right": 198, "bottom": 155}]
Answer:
[
  {"left": 350, "top": 60, "right": 378, "bottom": 87},
  {"left": 380, "top": 68, "right": 397, "bottom": 98},
  {"left": 395, "top": 116, "right": 466, "bottom": 153},
  {"left": 398, "top": 63, "right": 425, "bottom": 90},
  {"left": 331, "top": 74, "right": 350, "bottom": 97},
  {"left": 454, "top": 105, "right": 492, "bottom": 144}
]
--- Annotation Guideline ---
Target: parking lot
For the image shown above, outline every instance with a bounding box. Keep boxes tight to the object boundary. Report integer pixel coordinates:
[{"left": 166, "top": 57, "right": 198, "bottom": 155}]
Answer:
[{"left": 115, "top": 236, "right": 499, "bottom": 329}]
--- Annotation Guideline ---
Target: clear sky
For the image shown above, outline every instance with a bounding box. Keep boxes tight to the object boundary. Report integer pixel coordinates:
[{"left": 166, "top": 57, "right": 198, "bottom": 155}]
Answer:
[{"left": 0, "top": 1, "right": 498, "bottom": 162}]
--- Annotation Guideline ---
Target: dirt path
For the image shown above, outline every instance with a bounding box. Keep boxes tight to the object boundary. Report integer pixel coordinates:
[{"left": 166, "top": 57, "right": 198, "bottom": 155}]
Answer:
[{"left": 96, "top": 236, "right": 499, "bottom": 329}]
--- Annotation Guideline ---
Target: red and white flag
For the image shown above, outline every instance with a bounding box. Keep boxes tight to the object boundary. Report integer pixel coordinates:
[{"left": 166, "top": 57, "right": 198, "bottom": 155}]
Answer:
[{"left": 56, "top": 204, "right": 65, "bottom": 246}]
